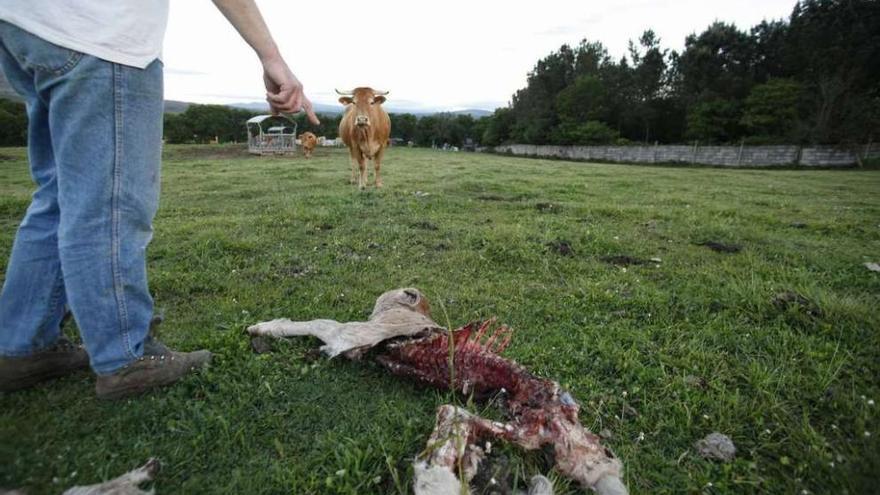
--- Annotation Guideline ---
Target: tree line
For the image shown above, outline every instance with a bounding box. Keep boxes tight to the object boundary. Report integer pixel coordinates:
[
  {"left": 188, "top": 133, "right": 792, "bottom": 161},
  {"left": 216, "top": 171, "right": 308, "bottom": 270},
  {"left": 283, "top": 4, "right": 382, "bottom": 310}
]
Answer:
[
  {"left": 0, "top": 98, "right": 489, "bottom": 148},
  {"left": 0, "top": 98, "right": 27, "bottom": 147},
  {"left": 163, "top": 105, "right": 489, "bottom": 149},
  {"left": 483, "top": 0, "right": 879, "bottom": 147}
]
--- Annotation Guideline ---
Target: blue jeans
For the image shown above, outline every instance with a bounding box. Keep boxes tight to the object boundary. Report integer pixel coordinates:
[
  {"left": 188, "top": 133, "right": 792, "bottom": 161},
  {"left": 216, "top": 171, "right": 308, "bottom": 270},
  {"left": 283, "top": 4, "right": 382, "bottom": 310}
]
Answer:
[{"left": 0, "top": 22, "right": 163, "bottom": 374}]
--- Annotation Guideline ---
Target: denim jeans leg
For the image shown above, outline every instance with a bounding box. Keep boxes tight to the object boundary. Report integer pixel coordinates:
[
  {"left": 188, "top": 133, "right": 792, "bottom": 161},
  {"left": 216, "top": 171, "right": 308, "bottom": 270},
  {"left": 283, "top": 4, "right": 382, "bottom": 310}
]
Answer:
[
  {"left": 0, "top": 23, "right": 163, "bottom": 374},
  {"left": 0, "top": 42, "right": 67, "bottom": 355},
  {"left": 52, "top": 58, "right": 164, "bottom": 374}
]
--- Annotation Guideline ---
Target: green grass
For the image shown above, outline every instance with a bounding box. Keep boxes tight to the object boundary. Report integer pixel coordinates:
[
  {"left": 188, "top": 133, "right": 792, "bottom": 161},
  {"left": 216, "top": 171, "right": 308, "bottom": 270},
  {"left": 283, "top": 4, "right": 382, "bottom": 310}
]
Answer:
[{"left": 1, "top": 144, "right": 878, "bottom": 494}]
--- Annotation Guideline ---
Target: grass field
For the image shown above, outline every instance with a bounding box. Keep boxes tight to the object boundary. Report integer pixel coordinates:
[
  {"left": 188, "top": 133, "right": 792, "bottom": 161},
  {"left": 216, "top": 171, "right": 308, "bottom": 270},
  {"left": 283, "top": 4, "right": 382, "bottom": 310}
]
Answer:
[{"left": 1, "top": 144, "right": 878, "bottom": 494}]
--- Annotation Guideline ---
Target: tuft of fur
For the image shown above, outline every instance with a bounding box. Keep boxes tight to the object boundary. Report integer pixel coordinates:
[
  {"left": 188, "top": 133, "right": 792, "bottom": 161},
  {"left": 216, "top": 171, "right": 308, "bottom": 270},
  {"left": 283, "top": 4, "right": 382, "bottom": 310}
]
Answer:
[
  {"left": 413, "top": 462, "right": 469, "bottom": 495},
  {"left": 62, "top": 458, "right": 159, "bottom": 495}
]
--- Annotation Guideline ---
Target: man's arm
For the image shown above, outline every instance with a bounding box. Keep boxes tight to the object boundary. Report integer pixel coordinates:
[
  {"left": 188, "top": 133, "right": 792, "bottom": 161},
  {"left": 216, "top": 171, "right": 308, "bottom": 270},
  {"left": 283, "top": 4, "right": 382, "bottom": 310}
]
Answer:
[{"left": 211, "top": 0, "right": 320, "bottom": 124}]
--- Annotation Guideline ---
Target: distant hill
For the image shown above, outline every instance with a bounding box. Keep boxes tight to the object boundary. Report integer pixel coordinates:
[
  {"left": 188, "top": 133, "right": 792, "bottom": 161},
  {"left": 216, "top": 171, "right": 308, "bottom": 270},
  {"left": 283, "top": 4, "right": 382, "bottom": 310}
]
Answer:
[
  {"left": 163, "top": 100, "right": 191, "bottom": 113},
  {"left": 226, "top": 101, "right": 342, "bottom": 115},
  {"left": 450, "top": 109, "right": 493, "bottom": 118},
  {"left": 1, "top": 74, "right": 494, "bottom": 118}
]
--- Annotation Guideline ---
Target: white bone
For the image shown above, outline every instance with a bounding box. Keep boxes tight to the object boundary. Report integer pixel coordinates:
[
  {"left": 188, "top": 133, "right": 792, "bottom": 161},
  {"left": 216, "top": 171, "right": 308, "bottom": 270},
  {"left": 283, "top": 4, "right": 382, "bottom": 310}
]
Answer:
[{"left": 248, "top": 288, "right": 441, "bottom": 357}]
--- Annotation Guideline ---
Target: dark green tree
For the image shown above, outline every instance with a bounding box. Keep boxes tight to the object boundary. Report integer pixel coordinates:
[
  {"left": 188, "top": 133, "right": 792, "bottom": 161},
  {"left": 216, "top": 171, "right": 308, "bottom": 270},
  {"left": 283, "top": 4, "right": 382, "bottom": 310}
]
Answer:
[
  {"left": 740, "top": 78, "right": 803, "bottom": 142},
  {"left": 675, "top": 22, "right": 756, "bottom": 103},
  {"left": 785, "top": 0, "right": 880, "bottom": 143},
  {"left": 555, "top": 75, "right": 606, "bottom": 124},
  {"left": 685, "top": 99, "right": 742, "bottom": 143},
  {"left": 162, "top": 113, "right": 191, "bottom": 144},
  {"left": 628, "top": 30, "right": 670, "bottom": 142},
  {"left": 751, "top": 20, "right": 789, "bottom": 82},
  {"left": 552, "top": 121, "right": 618, "bottom": 145},
  {"left": 510, "top": 44, "right": 578, "bottom": 143},
  {"left": 390, "top": 113, "right": 418, "bottom": 142},
  {"left": 482, "top": 107, "right": 515, "bottom": 146},
  {"left": 0, "top": 98, "right": 27, "bottom": 147}
]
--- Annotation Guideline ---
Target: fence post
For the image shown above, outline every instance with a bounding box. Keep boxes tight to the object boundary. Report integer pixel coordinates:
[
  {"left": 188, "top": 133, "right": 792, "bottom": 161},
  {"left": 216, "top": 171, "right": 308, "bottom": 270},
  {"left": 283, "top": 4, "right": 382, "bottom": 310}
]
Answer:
[
  {"left": 737, "top": 139, "right": 744, "bottom": 166},
  {"left": 691, "top": 141, "right": 698, "bottom": 164},
  {"left": 794, "top": 145, "right": 803, "bottom": 166}
]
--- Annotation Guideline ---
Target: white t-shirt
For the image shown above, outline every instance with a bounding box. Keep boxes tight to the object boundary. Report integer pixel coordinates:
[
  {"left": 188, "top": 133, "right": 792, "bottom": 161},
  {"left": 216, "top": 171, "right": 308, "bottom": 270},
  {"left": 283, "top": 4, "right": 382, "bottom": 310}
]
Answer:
[{"left": 0, "top": 1, "right": 169, "bottom": 69}]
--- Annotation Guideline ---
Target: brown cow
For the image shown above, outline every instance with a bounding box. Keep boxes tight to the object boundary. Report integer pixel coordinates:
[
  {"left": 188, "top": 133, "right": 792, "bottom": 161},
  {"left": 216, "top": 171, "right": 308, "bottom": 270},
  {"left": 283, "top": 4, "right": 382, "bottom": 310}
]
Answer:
[
  {"left": 337, "top": 87, "right": 391, "bottom": 188},
  {"left": 299, "top": 131, "right": 317, "bottom": 159}
]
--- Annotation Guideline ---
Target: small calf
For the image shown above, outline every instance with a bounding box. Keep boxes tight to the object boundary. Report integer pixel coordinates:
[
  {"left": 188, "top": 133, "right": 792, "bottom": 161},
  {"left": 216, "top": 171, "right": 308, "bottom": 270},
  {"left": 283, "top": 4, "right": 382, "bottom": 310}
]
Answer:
[{"left": 299, "top": 132, "right": 317, "bottom": 159}]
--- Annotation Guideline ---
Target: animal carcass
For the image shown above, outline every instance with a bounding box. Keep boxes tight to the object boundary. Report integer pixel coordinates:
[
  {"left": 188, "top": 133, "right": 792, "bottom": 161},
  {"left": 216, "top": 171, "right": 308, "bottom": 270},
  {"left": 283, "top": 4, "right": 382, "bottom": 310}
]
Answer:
[{"left": 248, "top": 288, "right": 628, "bottom": 495}]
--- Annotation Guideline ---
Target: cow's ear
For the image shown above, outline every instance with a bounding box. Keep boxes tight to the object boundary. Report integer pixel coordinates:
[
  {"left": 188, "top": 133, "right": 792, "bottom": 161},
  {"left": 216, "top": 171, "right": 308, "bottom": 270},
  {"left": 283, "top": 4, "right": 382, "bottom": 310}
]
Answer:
[
  {"left": 373, "top": 95, "right": 386, "bottom": 105},
  {"left": 338, "top": 96, "right": 353, "bottom": 105}
]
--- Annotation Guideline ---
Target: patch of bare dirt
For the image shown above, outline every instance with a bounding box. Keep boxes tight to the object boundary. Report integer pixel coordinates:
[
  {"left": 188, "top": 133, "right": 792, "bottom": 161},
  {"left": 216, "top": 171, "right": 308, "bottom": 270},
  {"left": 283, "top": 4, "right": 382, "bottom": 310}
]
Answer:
[
  {"left": 250, "top": 336, "right": 274, "bottom": 354},
  {"left": 163, "top": 144, "right": 250, "bottom": 160},
  {"left": 477, "top": 193, "right": 507, "bottom": 201},
  {"left": 696, "top": 240, "right": 742, "bottom": 253},
  {"left": 535, "top": 202, "right": 562, "bottom": 213},
  {"left": 684, "top": 375, "right": 708, "bottom": 389},
  {"left": 772, "top": 291, "right": 823, "bottom": 318},
  {"left": 546, "top": 239, "right": 574, "bottom": 256},
  {"left": 410, "top": 220, "right": 439, "bottom": 231},
  {"left": 601, "top": 255, "right": 648, "bottom": 266}
]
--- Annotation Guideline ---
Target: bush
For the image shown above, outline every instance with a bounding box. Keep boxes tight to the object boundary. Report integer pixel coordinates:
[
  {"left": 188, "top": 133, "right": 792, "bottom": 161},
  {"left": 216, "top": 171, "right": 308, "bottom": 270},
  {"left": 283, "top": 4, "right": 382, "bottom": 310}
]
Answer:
[
  {"left": 740, "top": 79, "right": 804, "bottom": 142},
  {"left": 551, "top": 120, "right": 618, "bottom": 145},
  {"left": 685, "top": 99, "right": 743, "bottom": 143}
]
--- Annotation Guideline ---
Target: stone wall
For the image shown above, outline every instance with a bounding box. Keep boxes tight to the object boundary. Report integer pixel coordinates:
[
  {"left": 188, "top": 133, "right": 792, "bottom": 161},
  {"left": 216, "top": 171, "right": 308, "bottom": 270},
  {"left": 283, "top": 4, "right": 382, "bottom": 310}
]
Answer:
[{"left": 493, "top": 143, "right": 878, "bottom": 167}]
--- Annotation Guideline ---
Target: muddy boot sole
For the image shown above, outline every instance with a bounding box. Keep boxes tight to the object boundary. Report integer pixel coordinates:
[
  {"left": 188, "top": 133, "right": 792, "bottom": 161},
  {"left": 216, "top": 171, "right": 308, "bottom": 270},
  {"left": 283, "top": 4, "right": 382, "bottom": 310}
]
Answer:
[{"left": 0, "top": 338, "right": 89, "bottom": 392}]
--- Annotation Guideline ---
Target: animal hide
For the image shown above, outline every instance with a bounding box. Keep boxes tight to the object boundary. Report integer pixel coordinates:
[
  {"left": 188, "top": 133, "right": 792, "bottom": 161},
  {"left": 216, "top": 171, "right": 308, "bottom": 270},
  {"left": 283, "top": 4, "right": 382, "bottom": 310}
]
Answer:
[
  {"left": 62, "top": 458, "right": 159, "bottom": 495},
  {"left": 248, "top": 288, "right": 440, "bottom": 358}
]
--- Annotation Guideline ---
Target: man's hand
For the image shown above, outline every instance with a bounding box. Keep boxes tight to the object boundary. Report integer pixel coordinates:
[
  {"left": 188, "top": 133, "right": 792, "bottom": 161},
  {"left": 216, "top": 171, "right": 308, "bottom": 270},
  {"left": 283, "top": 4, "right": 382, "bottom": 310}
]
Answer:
[
  {"left": 262, "top": 56, "right": 320, "bottom": 125},
  {"left": 212, "top": 0, "right": 320, "bottom": 125}
]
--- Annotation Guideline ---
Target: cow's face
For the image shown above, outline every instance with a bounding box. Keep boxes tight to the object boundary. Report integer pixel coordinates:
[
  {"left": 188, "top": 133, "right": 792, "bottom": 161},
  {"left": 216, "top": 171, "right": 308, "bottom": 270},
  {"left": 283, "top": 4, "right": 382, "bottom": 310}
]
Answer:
[{"left": 339, "top": 88, "right": 387, "bottom": 128}]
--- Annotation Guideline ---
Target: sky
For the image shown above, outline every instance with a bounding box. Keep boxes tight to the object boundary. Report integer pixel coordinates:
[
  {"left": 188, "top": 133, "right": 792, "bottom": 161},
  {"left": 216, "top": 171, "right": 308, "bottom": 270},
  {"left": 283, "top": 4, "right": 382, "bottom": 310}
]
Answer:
[{"left": 163, "top": 0, "right": 797, "bottom": 113}]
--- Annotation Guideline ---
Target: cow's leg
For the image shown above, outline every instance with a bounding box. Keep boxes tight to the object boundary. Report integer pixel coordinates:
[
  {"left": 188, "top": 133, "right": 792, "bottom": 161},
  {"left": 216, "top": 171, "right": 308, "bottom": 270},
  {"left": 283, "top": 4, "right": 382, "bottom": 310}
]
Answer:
[
  {"left": 247, "top": 318, "right": 345, "bottom": 340},
  {"left": 249, "top": 319, "right": 414, "bottom": 357},
  {"left": 374, "top": 148, "right": 385, "bottom": 188},
  {"left": 348, "top": 149, "right": 359, "bottom": 184},
  {"left": 358, "top": 155, "right": 368, "bottom": 190}
]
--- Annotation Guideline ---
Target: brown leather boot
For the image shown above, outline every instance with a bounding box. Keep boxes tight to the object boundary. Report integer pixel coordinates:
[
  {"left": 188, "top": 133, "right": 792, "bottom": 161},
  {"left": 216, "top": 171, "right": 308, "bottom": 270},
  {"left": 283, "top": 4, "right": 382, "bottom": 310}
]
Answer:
[
  {"left": 95, "top": 339, "right": 211, "bottom": 400},
  {"left": 0, "top": 336, "right": 89, "bottom": 392}
]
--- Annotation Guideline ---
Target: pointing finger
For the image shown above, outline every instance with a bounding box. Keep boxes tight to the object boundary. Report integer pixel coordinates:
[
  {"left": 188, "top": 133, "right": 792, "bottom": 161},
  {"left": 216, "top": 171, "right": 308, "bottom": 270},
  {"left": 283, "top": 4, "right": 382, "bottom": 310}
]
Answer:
[{"left": 303, "top": 97, "right": 320, "bottom": 125}]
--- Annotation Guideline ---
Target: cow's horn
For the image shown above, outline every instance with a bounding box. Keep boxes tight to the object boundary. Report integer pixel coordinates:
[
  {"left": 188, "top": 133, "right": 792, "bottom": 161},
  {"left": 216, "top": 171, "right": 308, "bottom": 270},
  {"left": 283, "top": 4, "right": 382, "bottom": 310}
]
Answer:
[
  {"left": 335, "top": 88, "right": 355, "bottom": 95},
  {"left": 373, "top": 90, "right": 390, "bottom": 96}
]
